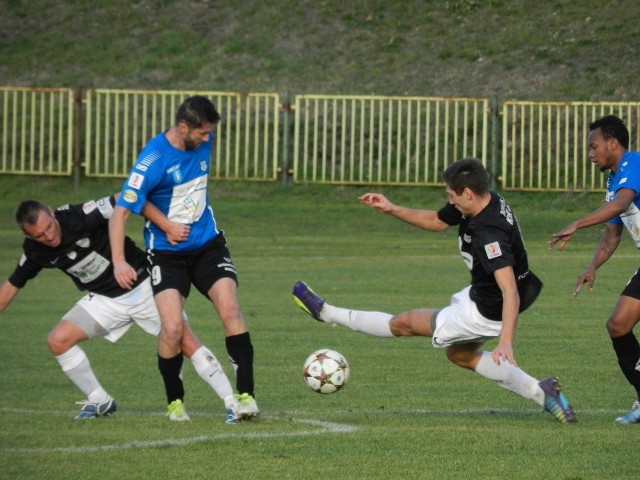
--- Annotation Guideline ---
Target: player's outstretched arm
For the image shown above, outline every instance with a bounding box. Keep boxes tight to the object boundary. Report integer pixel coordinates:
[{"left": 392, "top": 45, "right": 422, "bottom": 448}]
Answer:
[
  {"left": 573, "top": 223, "right": 622, "bottom": 297},
  {"left": 549, "top": 188, "right": 635, "bottom": 251},
  {"left": 0, "top": 280, "right": 20, "bottom": 313},
  {"left": 358, "top": 193, "right": 449, "bottom": 232}
]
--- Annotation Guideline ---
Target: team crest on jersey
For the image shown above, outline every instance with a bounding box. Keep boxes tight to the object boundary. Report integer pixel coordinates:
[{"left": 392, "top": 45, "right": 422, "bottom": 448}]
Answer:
[
  {"left": 172, "top": 169, "right": 183, "bottom": 183},
  {"left": 484, "top": 241, "right": 502, "bottom": 259},
  {"left": 123, "top": 189, "right": 138, "bottom": 203},
  {"left": 76, "top": 238, "right": 90, "bottom": 249},
  {"left": 200, "top": 160, "right": 207, "bottom": 171}
]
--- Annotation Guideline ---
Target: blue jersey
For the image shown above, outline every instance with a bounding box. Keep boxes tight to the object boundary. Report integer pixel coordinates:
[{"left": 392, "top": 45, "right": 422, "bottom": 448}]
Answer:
[
  {"left": 116, "top": 132, "right": 219, "bottom": 252},
  {"left": 606, "top": 151, "right": 640, "bottom": 247}
]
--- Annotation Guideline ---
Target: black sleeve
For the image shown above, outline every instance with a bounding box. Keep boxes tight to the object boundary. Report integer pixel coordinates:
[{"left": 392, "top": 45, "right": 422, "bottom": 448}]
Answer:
[
  {"left": 7, "top": 251, "right": 42, "bottom": 289},
  {"left": 437, "top": 203, "right": 462, "bottom": 226}
]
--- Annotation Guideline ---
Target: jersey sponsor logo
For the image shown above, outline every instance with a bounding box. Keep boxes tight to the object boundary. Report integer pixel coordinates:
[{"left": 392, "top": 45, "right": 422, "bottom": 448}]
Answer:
[
  {"left": 168, "top": 175, "right": 208, "bottom": 224},
  {"left": 50, "top": 256, "right": 59, "bottom": 265},
  {"left": 484, "top": 241, "right": 502, "bottom": 259},
  {"left": 123, "top": 189, "right": 138, "bottom": 203},
  {"left": 65, "top": 251, "right": 110, "bottom": 284},
  {"left": 82, "top": 201, "right": 97, "bottom": 214},
  {"left": 127, "top": 172, "right": 145, "bottom": 190}
]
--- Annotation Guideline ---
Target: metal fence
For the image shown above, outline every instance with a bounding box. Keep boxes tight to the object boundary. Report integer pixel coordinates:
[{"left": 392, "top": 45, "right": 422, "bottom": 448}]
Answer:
[
  {"left": 84, "top": 89, "right": 280, "bottom": 180},
  {"left": 2, "top": 86, "right": 640, "bottom": 193},
  {"left": 292, "top": 94, "right": 489, "bottom": 185},
  {"left": 502, "top": 101, "right": 640, "bottom": 192},
  {"left": 0, "top": 87, "right": 75, "bottom": 176}
]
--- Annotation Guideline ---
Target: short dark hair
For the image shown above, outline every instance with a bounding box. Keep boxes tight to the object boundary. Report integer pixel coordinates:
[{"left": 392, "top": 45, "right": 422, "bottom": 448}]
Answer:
[
  {"left": 589, "top": 114, "right": 629, "bottom": 150},
  {"left": 442, "top": 157, "right": 490, "bottom": 196},
  {"left": 15, "top": 200, "right": 49, "bottom": 228},
  {"left": 175, "top": 95, "right": 221, "bottom": 128}
]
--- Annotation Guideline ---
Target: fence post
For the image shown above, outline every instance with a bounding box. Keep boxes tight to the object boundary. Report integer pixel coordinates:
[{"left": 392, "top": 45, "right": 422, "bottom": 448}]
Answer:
[
  {"left": 73, "top": 87, "right": 84, "bottom": 190},
  {"left": 489, "top": 95, "right": 501, "bottom": 190},
  {"left": 280, "top": 93, "right": 292, "bottom": 185}
]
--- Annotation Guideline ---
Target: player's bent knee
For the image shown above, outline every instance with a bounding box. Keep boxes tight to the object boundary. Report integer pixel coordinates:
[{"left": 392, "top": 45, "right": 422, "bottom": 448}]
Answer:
[{"left": 606, "top": 316, "right": 634, "bottom": 337}]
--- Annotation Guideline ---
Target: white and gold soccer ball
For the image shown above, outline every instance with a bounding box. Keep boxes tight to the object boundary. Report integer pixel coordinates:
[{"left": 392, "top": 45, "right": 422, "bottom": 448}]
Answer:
[{"left": 303, "top": 348, "right": 350, "bottom": 394}]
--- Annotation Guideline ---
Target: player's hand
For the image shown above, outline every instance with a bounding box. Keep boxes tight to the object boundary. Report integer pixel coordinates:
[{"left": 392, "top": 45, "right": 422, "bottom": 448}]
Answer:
[
  {"left": 574, "top": 268, "right": 595, "bottom": 297},
  {"left": 491, "top": 342, "right": 516, "bottom": 367},
  {"left": 164, "top": 222, "right": 190, "bottom": 246},
  {"left": 548, "top": 223, "right": 578, "bottom": 251},
  {"left": 359, "top": 193, "right": 394, "bottom": 213},
  {"left": 113, "top": 260, "right": 138, "bottom": 290}
]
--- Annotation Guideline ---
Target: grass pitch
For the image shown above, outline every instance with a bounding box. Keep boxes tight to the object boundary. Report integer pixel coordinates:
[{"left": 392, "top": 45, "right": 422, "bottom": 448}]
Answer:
[{"left": 0, "top": 176, "right": 638, "bottom": 479}]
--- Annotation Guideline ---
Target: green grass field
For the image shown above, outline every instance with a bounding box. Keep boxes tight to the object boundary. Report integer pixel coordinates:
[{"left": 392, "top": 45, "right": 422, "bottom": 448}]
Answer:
[{"left": 1, "top": 176, "right": 638, "bottom": 479}]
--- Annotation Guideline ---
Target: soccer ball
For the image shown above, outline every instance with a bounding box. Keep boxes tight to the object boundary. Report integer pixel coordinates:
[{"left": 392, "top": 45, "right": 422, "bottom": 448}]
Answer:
[{"left": 303, "top": 348, "right": 350, "bottom": 394}]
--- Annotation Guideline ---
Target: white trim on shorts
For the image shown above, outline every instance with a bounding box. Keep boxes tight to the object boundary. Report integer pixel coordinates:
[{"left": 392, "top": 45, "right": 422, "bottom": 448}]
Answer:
[
  {"left": 64, "top": 279, "right": 162, "bottom": 343},
  {"left": 431, "top": 285, "right": 503, "bottom": 348}
]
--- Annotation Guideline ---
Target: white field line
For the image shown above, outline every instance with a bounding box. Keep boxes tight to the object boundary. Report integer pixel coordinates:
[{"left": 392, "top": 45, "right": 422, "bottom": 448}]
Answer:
[
  {"left": 0, "top": 405, "right": 631, "bottom": 455},
  {"left": 1, "top": 417, "right": 359, "bottom": 455}
]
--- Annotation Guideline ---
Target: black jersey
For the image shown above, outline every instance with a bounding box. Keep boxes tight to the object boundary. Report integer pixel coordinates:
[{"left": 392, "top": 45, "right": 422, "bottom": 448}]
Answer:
[
  {"left": 9, "top": 196, "right": 149, "bottom": 298},
  {"left": 437, "top": 192, "right": 542, "bottom": 320}
]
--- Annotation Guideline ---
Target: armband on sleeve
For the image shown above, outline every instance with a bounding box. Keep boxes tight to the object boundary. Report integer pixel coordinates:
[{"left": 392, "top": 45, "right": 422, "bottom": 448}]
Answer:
[{"left": 95, "top": 196, "right": 115, "bottom": 219}]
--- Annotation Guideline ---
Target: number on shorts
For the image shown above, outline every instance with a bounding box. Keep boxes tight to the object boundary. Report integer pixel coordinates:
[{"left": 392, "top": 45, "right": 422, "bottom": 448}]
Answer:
[{"left": 151, "top": 265, "right": 162, "bottom": 286}]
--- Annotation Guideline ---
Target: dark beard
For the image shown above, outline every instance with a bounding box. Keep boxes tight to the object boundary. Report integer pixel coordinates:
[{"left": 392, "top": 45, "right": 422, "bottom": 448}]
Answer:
[{"left": 184, "top": 138, "right": 198, "bottom": 151}]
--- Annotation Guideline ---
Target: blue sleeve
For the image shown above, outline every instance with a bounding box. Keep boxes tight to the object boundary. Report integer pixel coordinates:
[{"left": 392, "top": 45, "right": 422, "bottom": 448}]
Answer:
[{"left": 116, "top": 150, "right": 162, "bottom": 215}]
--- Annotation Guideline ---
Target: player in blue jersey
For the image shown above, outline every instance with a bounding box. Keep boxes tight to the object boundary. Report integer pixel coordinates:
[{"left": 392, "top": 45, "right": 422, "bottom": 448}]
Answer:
[
  {"left": 109, "top": 95, "right": 258, "bottom": 421},
  {"left": 294, "top": 158, "right": 576, "bottom": 423},
  {"left": 549, "top": 114, "right": 640, "bottom": 424},
  {"left": 0, "top": 195, "right": 238, "bottom": 422}
]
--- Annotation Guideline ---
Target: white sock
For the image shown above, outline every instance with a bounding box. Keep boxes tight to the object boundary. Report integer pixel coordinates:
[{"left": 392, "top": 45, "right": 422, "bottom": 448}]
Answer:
[
  {"left": 190, "top": 346, "right": 234, "bottom": 402},
  {"left": 474, "top": 351, "right": 544, "bottom": 406},
  {"left": 322, "top": 304, "right": 394, "bottom": 337},
  {"left": 56, "top": 345, "right": 110, "bottom": 403}
]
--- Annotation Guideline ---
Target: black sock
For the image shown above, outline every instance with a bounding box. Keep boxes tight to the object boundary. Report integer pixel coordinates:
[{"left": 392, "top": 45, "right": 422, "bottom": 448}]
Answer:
[
  {"left": 226, "top": 332, "right": 255, "bottom": 397},
  {"left": 611, "top": 332, "right": 640, "bottom": 400},
  {"left": 157, "top": 353, "right": 185, "bottom": 404}
]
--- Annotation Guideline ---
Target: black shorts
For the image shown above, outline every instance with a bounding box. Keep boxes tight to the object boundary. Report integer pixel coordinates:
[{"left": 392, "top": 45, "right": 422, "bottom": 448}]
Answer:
[
  {"left": 147, "top": 233, "right": 238, "bottom": 298},
  {"left": 621, "top": 268, "right": 640, "bottom": 300}
]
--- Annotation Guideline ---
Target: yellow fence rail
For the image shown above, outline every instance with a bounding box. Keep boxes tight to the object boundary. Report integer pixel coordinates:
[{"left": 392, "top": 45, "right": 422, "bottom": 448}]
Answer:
[
  {"left": 0, "top": 87, "right": 74, "bottom": 176},
  {"left": 293, "top": 94, "right": 489, "bottom": 185},
  {"left": 84, "top": 89, "right": 280, "bottom": 180},
  {"left": 3, "top": 86, "right": 640, "bottom": 193},
  {"left": 502, "top": 101, "right": 640, "bottom": 192}
]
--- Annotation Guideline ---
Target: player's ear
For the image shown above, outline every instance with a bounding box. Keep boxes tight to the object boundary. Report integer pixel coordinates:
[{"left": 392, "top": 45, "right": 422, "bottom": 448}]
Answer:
[
  {"left": 177, "top": 121, "right": 190, "bottom": 135},
  {"left": 608, "top": 137, "right": 621, "bottom": 151}
]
